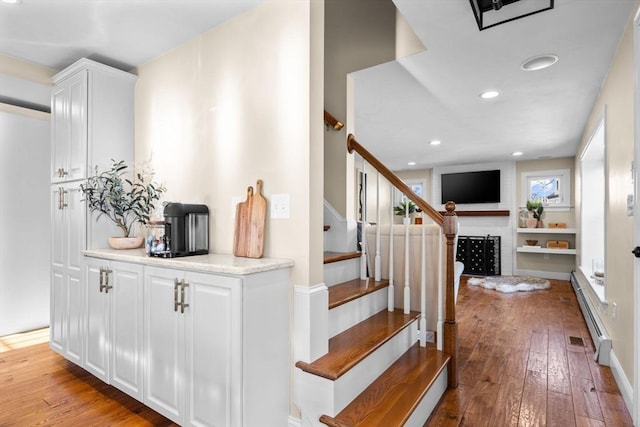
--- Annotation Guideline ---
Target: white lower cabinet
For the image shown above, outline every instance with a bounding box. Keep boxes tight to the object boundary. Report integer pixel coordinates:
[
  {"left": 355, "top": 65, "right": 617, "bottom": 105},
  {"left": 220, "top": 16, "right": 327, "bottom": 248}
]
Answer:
[
  {"left": 80, "top": 251, "right": 291, "bottom": 427},
  {"left": 143, "top": 266, "right": 241, "bottom": 427},
  {"left": 84, "top": 259, "right": 144, "bottom": 400}
]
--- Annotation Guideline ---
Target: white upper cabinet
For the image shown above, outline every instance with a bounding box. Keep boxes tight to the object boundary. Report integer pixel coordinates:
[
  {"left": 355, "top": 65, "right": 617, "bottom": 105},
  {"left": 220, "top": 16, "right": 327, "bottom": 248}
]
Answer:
[{"left": 51, "top": 58, "right": 136, "bottom": 183}]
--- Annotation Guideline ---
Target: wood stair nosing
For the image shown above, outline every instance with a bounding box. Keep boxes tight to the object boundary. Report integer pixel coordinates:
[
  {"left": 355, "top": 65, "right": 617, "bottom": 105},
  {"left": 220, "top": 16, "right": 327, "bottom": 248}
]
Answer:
[
  {"left": 319, "top": 344, "right": 450, "bottom": 427},
  {"left": 295, "top": 309, "right": 420, "bottom": 381},
  {"left": 328, "top": 278, "right": 389, "bottom": 310},
  {"left": 323, "top": 251, "right": 361, "bottom": 265}
]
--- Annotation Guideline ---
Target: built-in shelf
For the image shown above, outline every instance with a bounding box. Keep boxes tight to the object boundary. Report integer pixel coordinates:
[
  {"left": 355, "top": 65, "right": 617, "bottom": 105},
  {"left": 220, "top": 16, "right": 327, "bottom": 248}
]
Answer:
[
  {"left": 440, "top": 210, "right": 510, "bottom": 217},
  {"left": 516, "top": 228, "right": 576, "bottom": 234},
  {"left": 517, "top": 247, "right": 576, "bottom": 255}
]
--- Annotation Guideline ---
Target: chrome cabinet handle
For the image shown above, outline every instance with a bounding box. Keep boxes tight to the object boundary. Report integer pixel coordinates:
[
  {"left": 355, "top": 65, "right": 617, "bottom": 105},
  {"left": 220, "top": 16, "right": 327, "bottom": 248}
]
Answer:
[
  {"left": 180, "top": 281, "right": 189, "bottom": 314},
  {"left": 99, "top": 267, "right": 105, "bottom": 292},
  {"left": 103, "top": 268, "right": 113, "bottom": 293},
  {"left": 57, "top": 167, "right": 68, "bottom": 178},
  {"left": 174, "top": 279, "right": 180, "bottom": 312},
  {"left": 58, "top": 187, "right": 68, "bottom": 210}
]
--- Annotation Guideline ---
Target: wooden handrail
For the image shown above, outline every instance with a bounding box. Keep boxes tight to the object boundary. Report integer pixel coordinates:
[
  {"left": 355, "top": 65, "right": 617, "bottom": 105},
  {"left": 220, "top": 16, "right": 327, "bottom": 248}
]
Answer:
[
  {"left": 347, "top": 134, "right": 444, "bottom": 226},
  {"left": 347, "top": 133, "right": 459, "bottom": 388}
]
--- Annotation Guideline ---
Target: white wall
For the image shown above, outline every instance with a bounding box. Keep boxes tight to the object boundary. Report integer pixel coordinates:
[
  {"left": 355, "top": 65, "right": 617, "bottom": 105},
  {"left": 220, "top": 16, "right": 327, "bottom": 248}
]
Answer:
[
  {"left": 134, "top": 0, "right": 323, "bottom": 288},
  {"left": 0, "top": 105, "right": 51, "bottom": 335},
  {"left": 432, "top": 161, "right": 516, "bottom": 276}
]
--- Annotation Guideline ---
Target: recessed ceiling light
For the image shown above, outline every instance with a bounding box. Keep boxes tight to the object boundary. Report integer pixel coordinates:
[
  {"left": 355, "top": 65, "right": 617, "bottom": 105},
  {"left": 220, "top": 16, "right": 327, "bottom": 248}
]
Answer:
[
  {"left": 408, "top": 161, "right": 416, "bottom": 166},
  {"left": 430, "top": 140, "right": 441, "bottom": 146},
  {"left": 512, "top": 151, "right": 523, "bottom": 156},
  {"left": 521, "top": 54, "right": 559, "bottom": 71},
  {"left": 480, "top": 90, "right": 500, "bottom": 99}
]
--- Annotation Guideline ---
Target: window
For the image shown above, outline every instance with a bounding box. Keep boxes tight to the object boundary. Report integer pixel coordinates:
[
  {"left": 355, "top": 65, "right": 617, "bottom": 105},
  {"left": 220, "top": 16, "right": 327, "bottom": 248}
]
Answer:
[
  {"left": 579, "top": 111, "right": 606, "bottom": 302},
  {"left": 521, "top": 169, "right": 571, "bottom": 210},
  {"left": 394, "top": 179, "right": 427, "bottom": 210}
]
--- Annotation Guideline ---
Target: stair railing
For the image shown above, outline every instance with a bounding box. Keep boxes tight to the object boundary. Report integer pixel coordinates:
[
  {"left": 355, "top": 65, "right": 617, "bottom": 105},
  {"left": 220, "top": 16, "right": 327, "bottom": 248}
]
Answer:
[{"left": 347, "top": 133, "right": 459, "bottom": 388}]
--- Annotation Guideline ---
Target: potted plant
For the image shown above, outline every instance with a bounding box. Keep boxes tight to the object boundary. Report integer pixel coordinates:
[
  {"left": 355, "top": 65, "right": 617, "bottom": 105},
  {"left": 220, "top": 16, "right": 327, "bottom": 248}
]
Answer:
[
  {"left": 394, "top": 200, "right": 416, "bottom": 225},
  {"left": 526, "top": 199, "right": 544, "bottom": 228},
  {"left": 80, "top": 160, "right": 166, "bottom": 249}
]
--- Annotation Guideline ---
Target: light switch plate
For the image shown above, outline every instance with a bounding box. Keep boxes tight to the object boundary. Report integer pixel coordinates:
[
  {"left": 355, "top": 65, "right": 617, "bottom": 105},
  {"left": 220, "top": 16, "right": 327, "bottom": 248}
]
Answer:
[{"left": 271, "top": 193, "right": 290, "bottom": 219}]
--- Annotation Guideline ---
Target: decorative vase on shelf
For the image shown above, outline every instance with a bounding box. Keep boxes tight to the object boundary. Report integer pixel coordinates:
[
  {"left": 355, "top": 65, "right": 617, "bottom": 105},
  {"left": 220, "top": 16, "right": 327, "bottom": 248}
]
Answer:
[
  {"left": 402, "top": 217, "right": 411, "bottom": 225},
  {"left": 525, "top": 217, "right": 538, "bottom": 228},
  {"left": 108, "top": 236, "right": 144, "bottom": 250},
  {"left": 537, "top": 219, "right": 544, "bottom": 228}
]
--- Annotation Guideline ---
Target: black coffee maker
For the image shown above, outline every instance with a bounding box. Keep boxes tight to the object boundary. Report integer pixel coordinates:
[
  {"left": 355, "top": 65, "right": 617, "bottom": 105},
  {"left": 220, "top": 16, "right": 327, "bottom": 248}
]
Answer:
[{"left": 158, "top": 203, "right": 209, "bottom": 257}]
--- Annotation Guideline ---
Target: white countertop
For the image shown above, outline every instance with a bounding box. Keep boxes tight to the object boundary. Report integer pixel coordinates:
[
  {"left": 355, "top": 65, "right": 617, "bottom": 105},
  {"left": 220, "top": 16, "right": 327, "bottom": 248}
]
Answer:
[{"left": 83, "top": 248, "right": 294, "bottom": 276}]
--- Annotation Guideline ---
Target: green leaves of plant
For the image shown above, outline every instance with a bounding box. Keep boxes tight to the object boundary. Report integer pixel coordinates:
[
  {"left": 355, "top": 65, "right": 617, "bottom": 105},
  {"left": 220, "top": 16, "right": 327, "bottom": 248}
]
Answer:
[{"left": 80, "top": 160, "right": 166, "bottom": 237}]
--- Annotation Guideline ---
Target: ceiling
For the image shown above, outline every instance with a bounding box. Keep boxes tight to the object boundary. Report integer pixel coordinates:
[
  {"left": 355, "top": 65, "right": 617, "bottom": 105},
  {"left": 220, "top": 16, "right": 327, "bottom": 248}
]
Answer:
[
  {"left": 0, "top": 0, "right": 263, "bottom": 71},
  {"left": 353, "top": 0, "right": 636, "bottom": 171},
  {"left": 0, "top": 0, "right": 636, "bottom": 171}
]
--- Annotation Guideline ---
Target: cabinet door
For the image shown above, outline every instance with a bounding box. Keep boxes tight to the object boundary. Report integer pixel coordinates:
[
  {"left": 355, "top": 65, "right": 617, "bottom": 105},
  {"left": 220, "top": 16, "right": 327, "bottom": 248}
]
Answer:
[
  {"left": 51, "top": 83, "right": 69, "bottom": 183},
  {"left": 49, "top": 266, "right": 66, "bottom": 354},
  {"left": 85, "top": 260, "right": 109, "bottom": 381},
  {"left": 184, "top": 272, "right": 241, "bottom": 427},
  {"left": 66, "top": 269, "right": 84, "bottom": 365},
  {"left": 110, "top": 261, "right": 143, "bottom": 399},
  {"left": 51, "top": 72, "right": 87, "bottom": 182},
  {"left": 144, "top": 267, "right": 184, "bottom": 423}
]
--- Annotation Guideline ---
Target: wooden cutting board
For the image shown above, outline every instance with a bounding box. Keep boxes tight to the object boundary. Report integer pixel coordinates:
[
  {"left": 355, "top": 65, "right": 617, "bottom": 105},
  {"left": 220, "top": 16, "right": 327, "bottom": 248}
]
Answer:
[{"left": 233, "top": 180, "right": 267, "bottom": 258}]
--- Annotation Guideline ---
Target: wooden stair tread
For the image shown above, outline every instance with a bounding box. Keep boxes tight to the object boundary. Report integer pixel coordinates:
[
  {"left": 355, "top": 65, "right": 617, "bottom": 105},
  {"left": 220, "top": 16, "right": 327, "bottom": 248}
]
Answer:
[
  {"left": 328, "top": 278, "right": 389, "bottom": 309},
  {"left": 319, "top": 344, "right": 450, "bottom": 427},
  {"left": 324, "top": 251, "right": 361, "bottom": 264},
  {"left": 295, "top": 309, "right": 419, "bottom": 380}
]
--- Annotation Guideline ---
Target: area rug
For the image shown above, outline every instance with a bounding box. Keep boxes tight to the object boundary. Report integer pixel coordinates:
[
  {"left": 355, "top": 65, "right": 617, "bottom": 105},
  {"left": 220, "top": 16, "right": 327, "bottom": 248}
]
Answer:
[{"left": 467, "top": 275, "right": 550, "bottom": 293}]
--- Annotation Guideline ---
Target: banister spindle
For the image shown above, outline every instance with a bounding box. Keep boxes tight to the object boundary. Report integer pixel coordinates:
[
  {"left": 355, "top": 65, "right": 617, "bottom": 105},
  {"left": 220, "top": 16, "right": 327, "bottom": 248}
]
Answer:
[
  {"left": 420, "top": 211, "right": 427, "bottom": 346},
  {"left": 375, "top": 172, "right": 381, "bottom": 281},
  {"left": 404, "top": 204, "right": 410, "bottom": 314},
  {"left": 388, "top": 189, "right": 394, "bottom": 312},
  {"left": 360, "top": 159, "right": 367, "bottom": 280}
]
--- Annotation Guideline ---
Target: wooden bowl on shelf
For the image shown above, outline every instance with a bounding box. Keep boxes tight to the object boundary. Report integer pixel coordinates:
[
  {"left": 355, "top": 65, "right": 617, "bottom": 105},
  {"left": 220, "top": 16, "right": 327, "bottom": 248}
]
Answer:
[{"left": 525, "top": 239, "right": 538, "bottom": 246}]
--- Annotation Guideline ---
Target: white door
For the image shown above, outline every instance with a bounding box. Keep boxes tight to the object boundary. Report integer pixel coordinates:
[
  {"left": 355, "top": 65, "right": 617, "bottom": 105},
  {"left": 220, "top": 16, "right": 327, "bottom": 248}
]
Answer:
[
  {"left": 632, "top": 7, "right": 640, "bottom": 425},
  {"left": 184, "top": 271, "right": 241, "bottom": 427},
  {"left": 144, "top": 266, "right": 184, "bottom": 424},
  {"left": 85, "top": 259, "right": 109, "bottom": 381},
  {"left": 66, "top": 71, "right": 87, "bottom": 181},
  {"left": 110, "top": 261, "right": 143, "bottom": 399}
]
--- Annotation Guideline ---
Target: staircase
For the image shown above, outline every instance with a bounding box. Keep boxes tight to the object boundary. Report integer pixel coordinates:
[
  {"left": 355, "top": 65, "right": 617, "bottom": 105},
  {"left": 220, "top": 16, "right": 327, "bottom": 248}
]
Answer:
[
  {"left": 294, "top": 134, "right": 460, "bottom": 427},
  {"left": 295, "top": 252, "right": 450, "bottom": 426}
]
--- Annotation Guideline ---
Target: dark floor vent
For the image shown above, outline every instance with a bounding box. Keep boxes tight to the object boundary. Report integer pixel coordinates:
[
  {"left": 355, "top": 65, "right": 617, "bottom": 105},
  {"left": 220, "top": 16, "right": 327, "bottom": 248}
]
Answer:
[{"left": 569, "top": 336, "right": 585, "bottom": 347}]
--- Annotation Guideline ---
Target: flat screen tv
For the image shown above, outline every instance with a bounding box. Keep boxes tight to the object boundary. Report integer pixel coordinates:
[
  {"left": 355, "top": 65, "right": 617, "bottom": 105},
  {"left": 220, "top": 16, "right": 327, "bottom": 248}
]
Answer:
[{"left": 441, "top": 170, "right": 500, "bottom": 204}]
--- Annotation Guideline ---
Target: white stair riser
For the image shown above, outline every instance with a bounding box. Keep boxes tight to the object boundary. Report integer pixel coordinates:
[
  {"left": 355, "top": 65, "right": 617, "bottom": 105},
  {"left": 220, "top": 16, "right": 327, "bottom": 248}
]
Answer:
[
  {"left": 328, "top": 288, "right": 387, "bottom": 337},
  {"left": 332, "top": 321, "right": 417, "bottom": 414},
  {"left": 323, "top": 258, "right": 359, "bottom": 287},
  {"left": 404, "top": 366, "right": 448, "bottom": 427},
  {"left": 296, "top": 320, "right": 418, "bottom": 424}
]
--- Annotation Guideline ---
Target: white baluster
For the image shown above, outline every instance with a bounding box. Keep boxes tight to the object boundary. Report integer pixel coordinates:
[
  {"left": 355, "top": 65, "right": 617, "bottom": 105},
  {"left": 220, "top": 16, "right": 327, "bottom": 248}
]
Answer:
[
  {"left": 404, "top": 202, "right": 410, "bottom": 314},
  {"left": 388, "top": 189, "right": 394, "bottom": 312},
  {"left": 375, "top": 172, "right": 381, "bottom": 281},
  {"left": 360, "top": 160, "right": 367, "bottom": 280},
  {"left": 420, "top": 211, "right": 427, "bottom": 347}
]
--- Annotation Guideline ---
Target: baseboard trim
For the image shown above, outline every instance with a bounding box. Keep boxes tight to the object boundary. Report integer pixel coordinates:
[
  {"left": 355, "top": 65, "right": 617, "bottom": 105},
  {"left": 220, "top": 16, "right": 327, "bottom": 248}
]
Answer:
[
  {"left": 610, "top": 349, "right": 634, "bottom": 417},
  {"left": 514, "top": 269, "right": 570, "bottom": 281}
]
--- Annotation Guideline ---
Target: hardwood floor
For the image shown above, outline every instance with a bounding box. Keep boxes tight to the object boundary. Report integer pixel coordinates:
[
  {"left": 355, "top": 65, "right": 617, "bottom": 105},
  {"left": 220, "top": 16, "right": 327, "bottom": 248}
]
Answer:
[
  {"left": 0, "top": 276, "right": 633, "bottom": 426},
  {"left": 426, "top": 276, "right": 633, "bottom": 426},
  {"left": 0, "top": 330, "right": 176, "bottom": 426}
]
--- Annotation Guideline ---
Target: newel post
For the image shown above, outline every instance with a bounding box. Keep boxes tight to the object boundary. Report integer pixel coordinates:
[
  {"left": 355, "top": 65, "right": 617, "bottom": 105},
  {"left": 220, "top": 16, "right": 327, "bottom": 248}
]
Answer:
[{"left": 443, "top": 201, "right": 458, "bottom": 388}]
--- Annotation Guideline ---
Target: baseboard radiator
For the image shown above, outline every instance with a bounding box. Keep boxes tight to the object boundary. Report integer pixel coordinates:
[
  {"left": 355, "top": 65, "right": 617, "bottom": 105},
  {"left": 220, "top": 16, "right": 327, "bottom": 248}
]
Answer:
[{"left": 570, "top": 271, "right": 612, "bottom": 366}]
